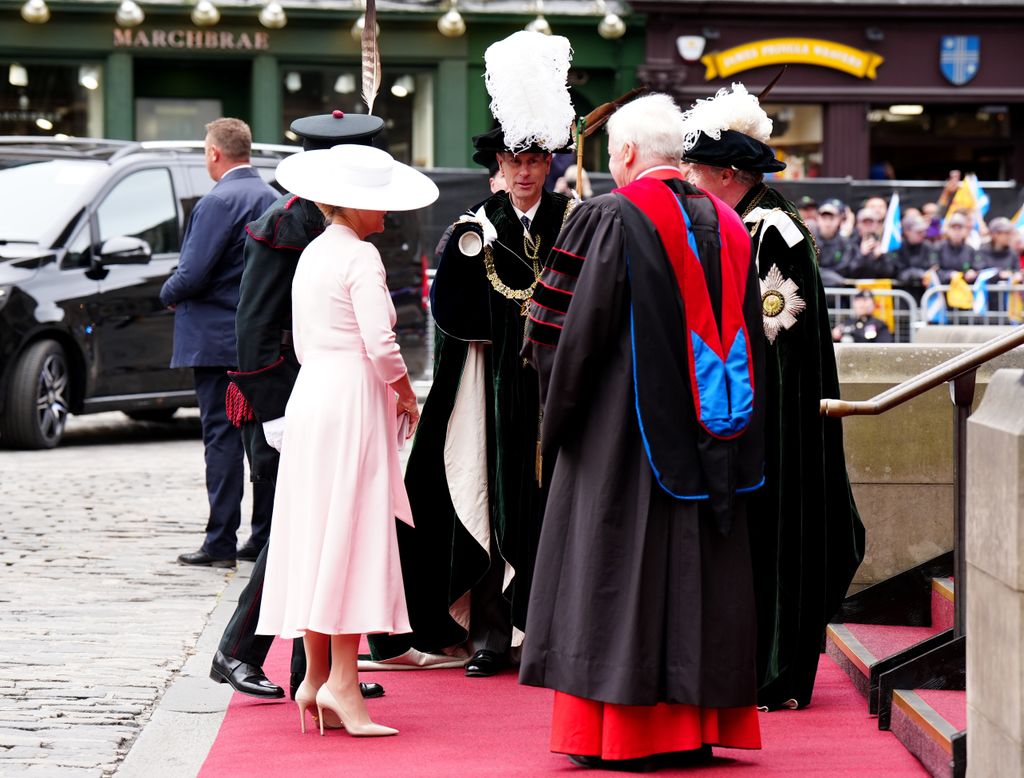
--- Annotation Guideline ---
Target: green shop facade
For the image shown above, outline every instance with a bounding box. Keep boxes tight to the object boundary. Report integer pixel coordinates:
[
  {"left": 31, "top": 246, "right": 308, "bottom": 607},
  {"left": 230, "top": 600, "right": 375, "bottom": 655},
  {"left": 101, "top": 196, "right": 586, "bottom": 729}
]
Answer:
[{"left": 0, "top": 3, "right": 644, "bottom": 171}]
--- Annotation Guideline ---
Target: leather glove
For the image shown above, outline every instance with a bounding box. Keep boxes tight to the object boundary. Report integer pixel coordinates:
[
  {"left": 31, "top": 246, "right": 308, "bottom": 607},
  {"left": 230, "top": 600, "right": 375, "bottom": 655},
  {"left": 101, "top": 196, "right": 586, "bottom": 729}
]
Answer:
[{"left": 263, "top": 417, "right": 286, "bottom": 452}]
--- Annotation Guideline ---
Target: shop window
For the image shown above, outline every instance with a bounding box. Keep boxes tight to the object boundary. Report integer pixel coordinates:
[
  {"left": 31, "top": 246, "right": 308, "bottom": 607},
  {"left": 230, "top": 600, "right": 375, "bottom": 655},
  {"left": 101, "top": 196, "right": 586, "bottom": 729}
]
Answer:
[
  {"left": 97, "top": 169, "right": 179, "bottom": 255},
  {"left": 869, "top": 104, "right": 1012, "bottom": 180},
  {"left": 762, "top": 103, "right": 823, "bottom": 179},
  {"left": 280, "top": 67, "right": 433, "bottom": 168},
  {"left": 0, "top": 61, "right": 103, "bottom": 138}
]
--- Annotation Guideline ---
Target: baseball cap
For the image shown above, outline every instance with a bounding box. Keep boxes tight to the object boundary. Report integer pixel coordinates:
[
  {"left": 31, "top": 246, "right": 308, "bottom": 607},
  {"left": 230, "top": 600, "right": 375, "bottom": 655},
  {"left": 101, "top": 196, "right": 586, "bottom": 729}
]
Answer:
[{"left": 819, "top": 198, "right": 844, "bottom": 215}]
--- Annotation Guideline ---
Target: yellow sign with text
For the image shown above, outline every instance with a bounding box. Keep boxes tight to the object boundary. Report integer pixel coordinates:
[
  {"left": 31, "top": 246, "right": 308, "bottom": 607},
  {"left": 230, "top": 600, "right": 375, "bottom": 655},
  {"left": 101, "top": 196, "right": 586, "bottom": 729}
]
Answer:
[{"left": 702, "top": 38, "right": 884, "bottom": 80}]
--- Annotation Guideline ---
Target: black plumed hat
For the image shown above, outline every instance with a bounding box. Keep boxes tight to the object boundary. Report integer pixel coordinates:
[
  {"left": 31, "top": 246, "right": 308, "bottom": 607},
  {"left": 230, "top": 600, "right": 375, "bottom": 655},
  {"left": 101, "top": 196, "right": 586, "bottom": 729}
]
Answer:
[
  {"left": 471, "top": 126, "right": 571, "bottom": 168},
  {"left": 290, "top": 110, "right": 385, "bottom": 151},
  {"left": 682, "top": 129, "right": 786, "bottom": 174}
]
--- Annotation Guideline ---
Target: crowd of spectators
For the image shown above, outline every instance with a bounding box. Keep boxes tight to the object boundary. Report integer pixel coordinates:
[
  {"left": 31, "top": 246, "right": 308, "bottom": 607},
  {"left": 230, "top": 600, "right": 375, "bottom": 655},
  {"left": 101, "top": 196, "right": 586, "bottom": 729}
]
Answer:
[{"left": 802, "top": 171, "right": 1024, "bottom": 289}]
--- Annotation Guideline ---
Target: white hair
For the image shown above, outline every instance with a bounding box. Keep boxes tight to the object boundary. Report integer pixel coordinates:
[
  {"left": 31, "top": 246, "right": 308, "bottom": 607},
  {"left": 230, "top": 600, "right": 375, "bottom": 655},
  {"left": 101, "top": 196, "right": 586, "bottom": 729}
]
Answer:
[{"left": 606, "top": 93, "right": 687, "bottom": 164}]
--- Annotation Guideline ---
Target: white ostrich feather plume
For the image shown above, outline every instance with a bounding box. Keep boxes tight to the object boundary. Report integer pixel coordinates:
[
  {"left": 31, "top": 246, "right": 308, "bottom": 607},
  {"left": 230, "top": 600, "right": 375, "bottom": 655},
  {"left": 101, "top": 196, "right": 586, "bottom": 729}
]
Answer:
[
  {"left": 484, "top": 31, "right": 575, "bottom": 154},
  {"left": 681, "top": 82, "right": 774, "bottom": 153}
]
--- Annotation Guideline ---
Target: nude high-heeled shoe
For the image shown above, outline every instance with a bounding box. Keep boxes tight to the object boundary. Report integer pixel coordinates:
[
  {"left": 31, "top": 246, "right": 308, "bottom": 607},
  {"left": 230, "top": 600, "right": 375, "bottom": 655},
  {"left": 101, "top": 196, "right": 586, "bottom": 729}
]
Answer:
[
  {"left": 295, "top": 680, "right": 342, "bottom": 734},
  {"left": 315, "top": 683, "right": 398, "bottom": 737}
]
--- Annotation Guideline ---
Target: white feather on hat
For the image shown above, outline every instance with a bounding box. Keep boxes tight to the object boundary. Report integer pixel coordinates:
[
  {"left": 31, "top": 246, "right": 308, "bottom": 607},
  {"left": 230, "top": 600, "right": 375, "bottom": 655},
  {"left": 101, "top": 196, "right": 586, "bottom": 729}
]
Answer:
[
  {"left": 484, "top": 30, "right": 575, "bottom": 154},
  {"left": 680, "top": 82, "right": 774, "bottom": 153}
]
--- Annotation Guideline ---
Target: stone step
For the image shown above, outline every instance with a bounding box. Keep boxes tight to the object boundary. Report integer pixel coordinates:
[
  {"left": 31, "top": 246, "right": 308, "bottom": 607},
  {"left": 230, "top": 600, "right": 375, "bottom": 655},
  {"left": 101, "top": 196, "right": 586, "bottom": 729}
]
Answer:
[
  {"left": 825, "top": 622, "right": 950, "bottom": 708},
  {"left": 931, "top": 577, "right": 955, "bottom": 633},
  {"left": 890, "top": 688, "right": 966, "bottom": 778}
]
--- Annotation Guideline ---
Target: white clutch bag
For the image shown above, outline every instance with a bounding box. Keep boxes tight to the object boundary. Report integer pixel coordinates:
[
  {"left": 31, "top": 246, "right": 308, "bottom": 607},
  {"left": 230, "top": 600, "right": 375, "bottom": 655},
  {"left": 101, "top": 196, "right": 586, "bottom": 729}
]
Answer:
[{"left": 397, "top": 412, "right": 411, "bottom": 450}]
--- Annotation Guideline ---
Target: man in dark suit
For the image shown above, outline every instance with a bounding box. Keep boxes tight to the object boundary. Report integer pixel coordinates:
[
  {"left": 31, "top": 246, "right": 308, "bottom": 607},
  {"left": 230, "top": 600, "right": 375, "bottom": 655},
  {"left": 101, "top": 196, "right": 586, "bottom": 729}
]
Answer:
[
  {"left": 161, "top": 117, "right": 278, "bottom": 568},
  {"left": 210, "top": 112, "right": 386, "bottom": 700}
]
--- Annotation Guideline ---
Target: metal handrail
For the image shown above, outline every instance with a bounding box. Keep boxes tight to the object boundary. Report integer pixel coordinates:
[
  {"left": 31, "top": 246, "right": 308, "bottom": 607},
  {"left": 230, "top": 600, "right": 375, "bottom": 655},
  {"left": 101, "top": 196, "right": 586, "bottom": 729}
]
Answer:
[
  {"left": 821, "top": 323, "right": 1024, "bottom": 639},
  {"left": 821, "top": 324, "right": 1024, "bottom": 418}
]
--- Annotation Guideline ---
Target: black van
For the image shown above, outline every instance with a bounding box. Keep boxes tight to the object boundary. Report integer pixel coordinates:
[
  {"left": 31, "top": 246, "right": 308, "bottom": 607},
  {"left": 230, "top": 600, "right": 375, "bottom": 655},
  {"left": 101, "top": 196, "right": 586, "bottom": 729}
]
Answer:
[{"left": 0, "top": 138, "right": 426, "bottom": 449}]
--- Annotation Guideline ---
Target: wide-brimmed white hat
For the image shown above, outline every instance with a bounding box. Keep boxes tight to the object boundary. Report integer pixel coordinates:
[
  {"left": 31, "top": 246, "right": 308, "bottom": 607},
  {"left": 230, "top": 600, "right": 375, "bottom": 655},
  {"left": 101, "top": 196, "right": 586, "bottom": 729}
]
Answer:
[{"left": 274, "top": 144, "right": 438, "bottom": 211}]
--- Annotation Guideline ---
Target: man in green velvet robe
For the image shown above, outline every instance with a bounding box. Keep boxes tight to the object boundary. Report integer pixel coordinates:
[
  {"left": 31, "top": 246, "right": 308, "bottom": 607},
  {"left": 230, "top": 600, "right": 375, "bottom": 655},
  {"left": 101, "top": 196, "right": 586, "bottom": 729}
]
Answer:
[
  {"left": 680, "top": 85, "right": 865, "bottom": 710},
  {"left": 366, "top": 127, "right": 572, "bottom": 676}
]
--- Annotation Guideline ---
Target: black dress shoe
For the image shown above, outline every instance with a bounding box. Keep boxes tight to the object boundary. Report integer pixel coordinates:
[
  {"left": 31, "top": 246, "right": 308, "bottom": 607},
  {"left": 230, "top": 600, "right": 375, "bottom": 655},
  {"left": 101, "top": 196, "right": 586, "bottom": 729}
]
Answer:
[
  {"left": 288, "top": 677, "right": 385, "bottom": 700},
  {"left": 236, "top": 541, "right": 262, "bottom": 562},
  {"left": 210, "top": 650, "right": 284, "bottom": 698},
  {"left": 657, "top": 745, "right": 713, "bottom": 768},
  {"left": 567, "top": 755, "right": 660, "bottom": 772},
  {"left": 177, "top": 549, "right": 235, "bottom": 568},
  {"left": 464, "top": 649, "right": 505, "bottom": 677}
]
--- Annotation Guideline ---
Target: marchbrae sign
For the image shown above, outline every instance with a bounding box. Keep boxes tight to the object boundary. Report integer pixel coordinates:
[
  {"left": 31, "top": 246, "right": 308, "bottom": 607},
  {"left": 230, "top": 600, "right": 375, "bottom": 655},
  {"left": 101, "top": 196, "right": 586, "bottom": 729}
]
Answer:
[
  {"left": 702, "top": 38, "right": 884, "bottom": 80},
  {"left": 112, "top": 28, "right": 270, "bottom": 50}
]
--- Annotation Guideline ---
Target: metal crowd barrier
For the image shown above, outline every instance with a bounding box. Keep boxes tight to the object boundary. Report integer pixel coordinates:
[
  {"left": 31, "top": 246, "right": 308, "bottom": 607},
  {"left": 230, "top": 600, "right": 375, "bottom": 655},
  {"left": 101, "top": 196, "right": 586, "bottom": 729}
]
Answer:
[
  {"left": 824, "top": 287, "right": 920, "bottom": 343},
  {"left": 918, "top": 283, "right": 1024, "bottom": 328}
]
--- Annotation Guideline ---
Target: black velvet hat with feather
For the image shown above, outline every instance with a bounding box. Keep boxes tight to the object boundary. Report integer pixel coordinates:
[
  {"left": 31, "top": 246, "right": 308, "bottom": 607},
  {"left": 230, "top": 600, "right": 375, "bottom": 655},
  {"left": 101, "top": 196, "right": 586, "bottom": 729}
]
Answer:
[{"left": 680, "top": 83, "right": 786, "bottom": 174}]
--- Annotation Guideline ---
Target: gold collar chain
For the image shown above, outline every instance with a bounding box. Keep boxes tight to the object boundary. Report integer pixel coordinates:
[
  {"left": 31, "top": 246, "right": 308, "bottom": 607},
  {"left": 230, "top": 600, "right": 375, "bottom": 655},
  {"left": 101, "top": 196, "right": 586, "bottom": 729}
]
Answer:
[{"left": 484, "top": 242, "right": 541, "bottom": 316}]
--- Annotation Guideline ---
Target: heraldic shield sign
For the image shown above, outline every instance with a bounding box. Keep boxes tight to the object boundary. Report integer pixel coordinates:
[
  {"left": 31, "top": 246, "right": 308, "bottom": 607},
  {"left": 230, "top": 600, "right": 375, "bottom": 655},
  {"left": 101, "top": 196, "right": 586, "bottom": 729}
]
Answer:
[{"left": 940, "top": 35, "right": 980, "bottom": 85}]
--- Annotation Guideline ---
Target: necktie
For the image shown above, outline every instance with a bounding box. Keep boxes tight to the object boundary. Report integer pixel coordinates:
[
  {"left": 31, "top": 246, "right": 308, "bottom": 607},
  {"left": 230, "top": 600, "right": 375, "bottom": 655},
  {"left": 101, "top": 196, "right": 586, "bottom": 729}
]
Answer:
[{"left": 521, "top": 215, "right": 531, "bottom": 231}]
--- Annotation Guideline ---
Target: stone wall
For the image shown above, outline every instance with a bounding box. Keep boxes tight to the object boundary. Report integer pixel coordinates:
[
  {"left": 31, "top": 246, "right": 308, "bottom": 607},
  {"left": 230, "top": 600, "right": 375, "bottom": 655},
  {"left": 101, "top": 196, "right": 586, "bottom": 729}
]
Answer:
[{"left": 834, "top": 343, "right": 1024, "bottom": 588}]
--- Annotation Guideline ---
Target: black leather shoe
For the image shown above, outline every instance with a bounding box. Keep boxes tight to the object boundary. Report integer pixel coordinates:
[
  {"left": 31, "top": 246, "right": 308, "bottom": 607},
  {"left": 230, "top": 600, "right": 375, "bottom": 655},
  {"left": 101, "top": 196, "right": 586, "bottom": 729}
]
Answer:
[
  {"left": 567, "top": 754, "right": 659, "bottom": 772},
  {"left": 236, "top": 541, "right": 262, "bottom": 562},
  {"left": 210, "top": 650, "right": 284, "bottom": 698},
  {"left": 465, "top": 649, "right": 505, "bottom": 677},
  {"left": 177, "top": 549, "right": 235, "bottom": 568},
  {"left": 657, "top": 745, "right": 713, "bottom": 768},
  {"left": 360, "top": 682, "right": 385, "bottom": 699},
  {"left": 288, "top": 676, "right": 385, "bottom": 700}
]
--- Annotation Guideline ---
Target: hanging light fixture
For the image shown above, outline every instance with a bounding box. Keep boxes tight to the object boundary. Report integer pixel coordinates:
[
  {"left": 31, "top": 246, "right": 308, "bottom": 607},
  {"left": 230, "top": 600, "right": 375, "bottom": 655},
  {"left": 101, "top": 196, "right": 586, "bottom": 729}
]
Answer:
[
  {"left": 115, "top": 0, "right": 144, "bottom": 27},
  {"left": 78, "top": 66, "right": 100, "bottom": 91},
  {"left": 191, "top": 0, "right": 220, "bottom": 27},
  {"left": 284, "top": 71, "right": 302, "bottom": 93},
  {"left": 437, "top": 0, "right": 465, "bottom": 38},
  {"left": 525, "top": 1, "right": 550, "bottom": 35},
  {"left": 390, "top": 75, "right": 415, "bottom": 99},
  {"left": 20, "top": 0, "right": 50, "bottom": 24},
  {"left": 8, "top": 64, "right": 28, "bottom": 88},
  {"left": 258, "top": 1, "right": 286, "bottom": 29},
  {"left": 350, "top": 14, "right": 380, "bottom": 41},
  {"left": 334, "top": 73, "right": 356, "bottom": 94},
  {"left": 596, "top": 0, "right": 626, "bottom": 40}
]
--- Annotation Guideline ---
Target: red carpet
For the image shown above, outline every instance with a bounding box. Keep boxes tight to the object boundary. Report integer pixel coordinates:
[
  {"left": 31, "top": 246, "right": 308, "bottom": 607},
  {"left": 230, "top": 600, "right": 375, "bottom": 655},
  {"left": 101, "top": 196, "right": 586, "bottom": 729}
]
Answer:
[{"left": 199, "top": 640, "right": 927, "bottom": 777}]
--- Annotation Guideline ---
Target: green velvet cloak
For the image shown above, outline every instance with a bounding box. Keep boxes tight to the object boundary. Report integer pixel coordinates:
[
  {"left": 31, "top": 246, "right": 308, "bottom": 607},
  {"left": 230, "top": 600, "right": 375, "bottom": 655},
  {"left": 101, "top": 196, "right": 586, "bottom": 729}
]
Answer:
[
  {"left": 738, "top": 184, "right": 866, "bottom": 709},
  {"left": 369, "top": 189, "right": 570, "bottom": 659}
]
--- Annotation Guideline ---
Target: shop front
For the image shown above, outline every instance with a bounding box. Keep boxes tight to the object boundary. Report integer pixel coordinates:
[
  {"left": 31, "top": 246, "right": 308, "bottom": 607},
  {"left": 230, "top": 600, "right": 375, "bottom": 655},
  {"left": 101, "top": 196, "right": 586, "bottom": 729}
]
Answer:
[
  {"left": 633, "top": 0, "right": 1024, "bottom": 181},
  {"left": 0, "top": 1, "right": 642, "bottom": 171}
]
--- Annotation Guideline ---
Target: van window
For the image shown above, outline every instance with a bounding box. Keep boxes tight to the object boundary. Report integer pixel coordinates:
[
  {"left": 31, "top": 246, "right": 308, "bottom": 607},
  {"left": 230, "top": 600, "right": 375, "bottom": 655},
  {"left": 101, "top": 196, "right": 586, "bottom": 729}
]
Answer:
[{"left": 96, "top": 168, "right": 179, "bottom": 254}]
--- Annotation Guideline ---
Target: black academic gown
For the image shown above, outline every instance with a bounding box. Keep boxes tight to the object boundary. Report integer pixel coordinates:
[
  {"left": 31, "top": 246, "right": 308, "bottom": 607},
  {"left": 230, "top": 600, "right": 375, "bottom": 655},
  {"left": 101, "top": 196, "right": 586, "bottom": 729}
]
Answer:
[
  {"left": 738, "top": 184, "right": 865, "bottom": 709},
  {"left": 519, "top": 179, "right": 763, "bottom": 708},
  {"left": 369, "top": 189, "right": 570, "bottom": 659}
]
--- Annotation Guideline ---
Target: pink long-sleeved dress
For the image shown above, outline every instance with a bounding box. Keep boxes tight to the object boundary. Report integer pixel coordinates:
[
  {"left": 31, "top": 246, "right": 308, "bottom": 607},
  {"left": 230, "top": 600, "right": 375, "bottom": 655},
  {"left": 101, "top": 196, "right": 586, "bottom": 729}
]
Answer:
[{"left": 256, "top": 224, "right": 413, "bottom": 639}]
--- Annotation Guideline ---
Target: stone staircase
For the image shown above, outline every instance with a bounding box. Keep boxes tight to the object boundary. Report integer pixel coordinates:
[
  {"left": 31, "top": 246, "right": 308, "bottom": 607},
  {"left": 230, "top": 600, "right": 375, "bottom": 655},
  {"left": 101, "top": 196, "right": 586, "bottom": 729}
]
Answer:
[{"left": 826, "top": 557, "right": 966, "bottom": 777}]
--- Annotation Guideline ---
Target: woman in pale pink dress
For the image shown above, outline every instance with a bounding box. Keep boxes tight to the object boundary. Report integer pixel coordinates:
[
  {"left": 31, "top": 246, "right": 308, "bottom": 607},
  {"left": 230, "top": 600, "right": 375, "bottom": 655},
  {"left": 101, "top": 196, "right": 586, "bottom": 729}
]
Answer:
[{"left": 256, "top": 144, "right": 438, "bottom": 737}]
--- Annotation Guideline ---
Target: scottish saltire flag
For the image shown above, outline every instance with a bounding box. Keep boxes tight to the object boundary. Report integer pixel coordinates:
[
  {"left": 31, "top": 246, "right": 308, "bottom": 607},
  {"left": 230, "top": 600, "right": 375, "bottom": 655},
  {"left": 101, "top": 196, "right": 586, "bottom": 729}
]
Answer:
[
  {"left": 879, "top": 192, "right": 902, "bottom": 253},
  {"left": 926, "top": 271, "right": 948, "bottom": 324},
  {"left": 940, "top": 36, "right": 980, "bottom": 86},
  {"left": 966, "top": 173, "right": 990, "bottom": 217},
  {"left": 972, "top": 267, "right": 999, "bottom": 315}
]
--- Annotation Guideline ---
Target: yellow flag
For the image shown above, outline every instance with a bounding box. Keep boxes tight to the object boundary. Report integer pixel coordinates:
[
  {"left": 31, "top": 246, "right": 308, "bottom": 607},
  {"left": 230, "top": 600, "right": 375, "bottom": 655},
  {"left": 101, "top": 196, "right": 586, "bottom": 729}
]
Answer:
[
  {"left": 946, "top": 272, "right": 973, "bottom": 310},
  {"left": 1009, "top": 291, "right": 1024, "bottom": 323},
  {"left": 855, "top": 279, "right": 894, "bottom": 331}
]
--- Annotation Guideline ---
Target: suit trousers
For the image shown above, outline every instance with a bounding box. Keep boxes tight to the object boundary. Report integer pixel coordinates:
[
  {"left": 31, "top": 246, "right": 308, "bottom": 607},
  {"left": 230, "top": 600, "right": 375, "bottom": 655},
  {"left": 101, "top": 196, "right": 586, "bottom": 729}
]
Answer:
[
  {"left": 219, "top": 419, "right": 304, "bottom": 679},
  {"left": 469, "top": 531, "right": 513, "bottom": 655},
  {"left": 194, "top": 367, "right": 246, "bottom": 559}
]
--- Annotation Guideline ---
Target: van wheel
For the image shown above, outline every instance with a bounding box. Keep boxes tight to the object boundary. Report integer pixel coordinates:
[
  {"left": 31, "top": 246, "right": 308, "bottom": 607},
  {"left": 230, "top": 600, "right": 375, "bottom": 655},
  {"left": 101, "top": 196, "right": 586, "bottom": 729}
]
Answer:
[{"left": 1, "top": 340, "right": 70, "bottom": 449}]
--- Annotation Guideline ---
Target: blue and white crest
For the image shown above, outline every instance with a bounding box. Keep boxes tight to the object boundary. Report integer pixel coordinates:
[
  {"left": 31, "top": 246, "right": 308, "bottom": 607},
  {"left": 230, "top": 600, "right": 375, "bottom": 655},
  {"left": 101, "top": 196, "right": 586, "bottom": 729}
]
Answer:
[{"left": 940, "top": 36, "right": 980, "bottom": 86}]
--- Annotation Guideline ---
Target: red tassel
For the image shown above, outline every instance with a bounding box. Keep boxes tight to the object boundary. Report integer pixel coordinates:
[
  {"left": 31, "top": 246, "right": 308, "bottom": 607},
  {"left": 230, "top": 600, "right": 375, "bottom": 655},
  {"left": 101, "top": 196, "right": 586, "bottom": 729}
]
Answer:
[{"left": 225, "top": 383, "right": 256, "bottom": 428}]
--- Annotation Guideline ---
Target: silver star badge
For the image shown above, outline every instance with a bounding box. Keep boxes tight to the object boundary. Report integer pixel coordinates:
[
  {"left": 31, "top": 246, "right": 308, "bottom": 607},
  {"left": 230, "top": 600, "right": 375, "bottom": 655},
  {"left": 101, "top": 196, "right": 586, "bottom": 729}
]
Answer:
[{"left": 760, "top": 264, "right": 806, "bottom": 344}]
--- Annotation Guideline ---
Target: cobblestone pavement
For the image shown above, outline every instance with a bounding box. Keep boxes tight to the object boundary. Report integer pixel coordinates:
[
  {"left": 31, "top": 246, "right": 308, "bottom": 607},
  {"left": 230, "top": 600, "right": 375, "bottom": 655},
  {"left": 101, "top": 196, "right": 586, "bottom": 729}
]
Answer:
[
  {"left": 0, "top": 358, "right": 432, "bottom": 777},
  {"left": 0, "top": 410, "right": 243, "bottom": 777}
]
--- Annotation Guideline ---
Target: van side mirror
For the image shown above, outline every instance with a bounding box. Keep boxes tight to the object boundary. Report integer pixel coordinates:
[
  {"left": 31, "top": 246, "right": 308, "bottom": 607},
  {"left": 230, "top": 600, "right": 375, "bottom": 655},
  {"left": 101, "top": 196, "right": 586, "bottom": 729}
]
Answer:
[{"left": 98, "top": 236, "right": 152, "bottom": 266}]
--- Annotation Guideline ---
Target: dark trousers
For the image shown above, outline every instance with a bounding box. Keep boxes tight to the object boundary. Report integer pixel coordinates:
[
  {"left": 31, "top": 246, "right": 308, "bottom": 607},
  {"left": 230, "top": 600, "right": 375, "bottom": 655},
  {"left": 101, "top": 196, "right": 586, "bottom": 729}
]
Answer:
[
  {"left": 218, "top": 419, "right": 304, "bottom": 681},
  {"left": 194, "top": 367, "right": 248, "bottom": 559},
  {"left": 469, "top": 534, "right": 512, "bottom": 655}
]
